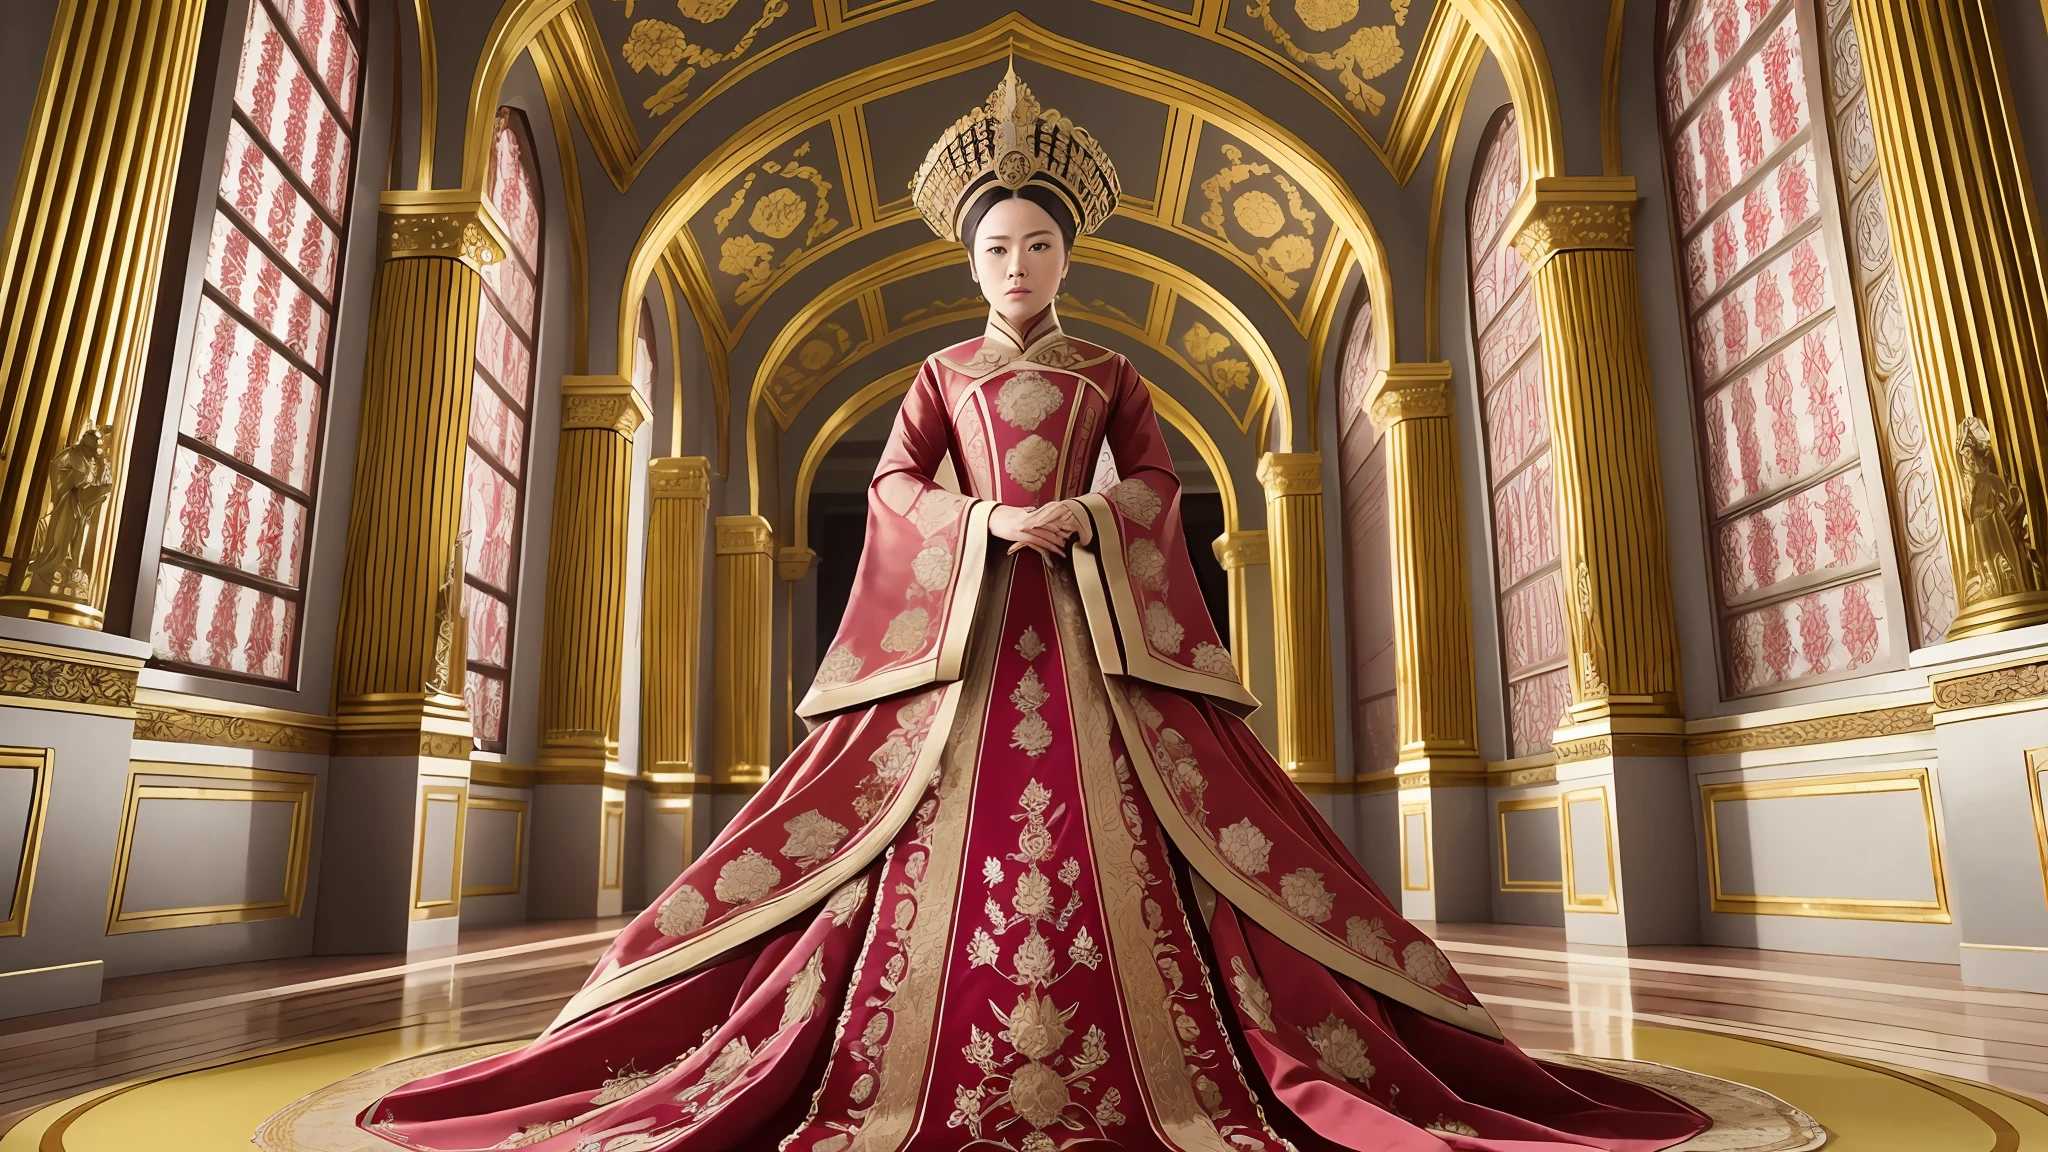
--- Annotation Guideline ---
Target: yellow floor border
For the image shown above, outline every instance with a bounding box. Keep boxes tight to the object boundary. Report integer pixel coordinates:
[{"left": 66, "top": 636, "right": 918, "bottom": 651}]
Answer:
[{"left": 5, "top": 1023, "right": 2044, "bottom": 1150}]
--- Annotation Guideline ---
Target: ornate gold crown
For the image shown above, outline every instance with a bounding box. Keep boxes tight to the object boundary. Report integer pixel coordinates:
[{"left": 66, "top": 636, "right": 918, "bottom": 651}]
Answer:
[{"left": 910, "top": 65, "right": 1120, "bottom": 244}]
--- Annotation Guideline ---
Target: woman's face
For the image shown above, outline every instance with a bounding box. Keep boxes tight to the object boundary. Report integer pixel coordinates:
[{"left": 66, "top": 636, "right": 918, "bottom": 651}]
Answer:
[{"left": 969, "top": 195, "right": 1070, "bottom": 332}]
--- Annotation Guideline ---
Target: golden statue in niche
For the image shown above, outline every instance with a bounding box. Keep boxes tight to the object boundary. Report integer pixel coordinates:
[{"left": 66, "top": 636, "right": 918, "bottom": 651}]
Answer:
[
  {"left": 1955, "top": 415, "right": 2043, "bottom": 604},
  {"left": 21, "top": 423, "right": 116, "bottom": 602}
]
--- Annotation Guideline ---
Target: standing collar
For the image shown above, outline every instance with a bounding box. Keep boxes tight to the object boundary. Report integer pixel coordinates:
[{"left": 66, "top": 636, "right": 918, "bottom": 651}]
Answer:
[{"left": 984, "top": 304, "right": 1063, "bottom": 355}]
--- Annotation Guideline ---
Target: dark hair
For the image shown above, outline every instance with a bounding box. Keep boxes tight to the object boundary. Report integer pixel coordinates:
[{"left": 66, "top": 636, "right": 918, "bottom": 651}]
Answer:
[{"left": 959, "top": 182, "right": 1078, "bottom": 252}]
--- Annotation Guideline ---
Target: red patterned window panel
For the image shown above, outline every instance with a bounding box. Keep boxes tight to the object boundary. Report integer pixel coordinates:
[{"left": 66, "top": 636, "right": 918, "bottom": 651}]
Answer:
[
  {"left": 1658, "top": 0, "right": 1904, "bottom": 695},
  {"left": 1334, "top": 296, "right": 1399, "bottom": 777},
  {"left": 1467, "top": 106, "right": 1570, "bottom": 757},
  {"left": 149, "top": 0, "right": 363, "bottom": 684},
  {"left": 463, "top": 108, "right": 545, "bottom": 751}
]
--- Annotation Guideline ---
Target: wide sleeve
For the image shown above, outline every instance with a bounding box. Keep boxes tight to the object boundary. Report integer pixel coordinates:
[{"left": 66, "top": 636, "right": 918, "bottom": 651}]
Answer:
[
  {"left": 1069, "top": 357, "right": 1259, "bottom": 713},
  {"left": 796, "top": 360, "right": 997, "bottom": 719}
]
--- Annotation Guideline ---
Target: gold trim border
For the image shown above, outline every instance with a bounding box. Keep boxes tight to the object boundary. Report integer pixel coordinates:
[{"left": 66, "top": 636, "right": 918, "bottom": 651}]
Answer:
[
  {"left": 460, "top": 795, "right": 528, "bottom": 898},
  {"left": 410, "top": 785, "right": 469, "bottom": 920},
  {"left": 1400, "top": 802, "right": 1431, "bottom": 892},
  {"left": 1701, "top": 768, "right": 1952, "bottom": 924},
  {"left": 1684, "top": 703, "right": 1933, "bottom": 756},
  {"left": 600, "top": 797, "right": 625, "bottom": 892},
  {"left": 0, "top": 638, "right": 142, "bottom": 717},
  {"left": 2024, "top": 746, "right": 2048, "bottom": 923},
  {"left": 1496, "top": 795, "right": 1563, "bottom": 894},
  {"left": 0, "top": 746, "right": 53, "bottom": 937},
  {"left": 1560, "top": 786, "right": 1618, "bottom": 914},
  {"left": 104, "top": 763, "right": 316, "bottom": 935},
  {"left": 131, "top": 689, "right": 335, "bottom": 754}
]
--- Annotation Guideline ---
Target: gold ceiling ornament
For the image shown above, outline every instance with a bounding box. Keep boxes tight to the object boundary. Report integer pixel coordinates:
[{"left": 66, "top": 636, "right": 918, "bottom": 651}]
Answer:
[
  {"left": 1197, "top": 141, "right": 1320, "bottom": 301},
  {"left": 1246, "top": 0, "right": 1405, "bottom": 116},
  {"left": 910, "top": 64, "right": 1121, "bottom": 243},
  {"left": 620, "top": 0, "right": 793, "bottom": 117}
]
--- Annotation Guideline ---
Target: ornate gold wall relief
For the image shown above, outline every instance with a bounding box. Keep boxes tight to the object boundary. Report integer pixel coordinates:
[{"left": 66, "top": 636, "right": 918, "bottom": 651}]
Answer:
[
  {"left": 0, "top": 0, "right": 210, "bottom": 628},
  {"left": 0, "top": 637, "right": 141, "bottom": 717}
]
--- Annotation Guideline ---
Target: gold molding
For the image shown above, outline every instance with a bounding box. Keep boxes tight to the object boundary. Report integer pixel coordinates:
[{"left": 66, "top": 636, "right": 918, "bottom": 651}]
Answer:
[
  {"left": 2028, "top": 746, "right": 2048, "bottom": 921},
  {"left": 1400, "top": 802, "right": 1431, "bottom": 891},
  {"left": 131, "top": 688, "right": 334, "bottom": 754},
  {"left": 1423, "top": 49, "right": 1479, "bottom": 362},
  {"left": 1559, "top": 785, "right": 1618, "bottom": 913},
  {"left": 560, "top": 375, "right": 653, "bottom": 436},
  {"left": 1685, "top": 703, "right": 1934, "bottom": 756},
  {"left": 376, "top": 192, "right": 510, "bottom": 270},
  {"left": 528, "top": 35, "right": 592, "bottom": 373},
  {"left": 0, "top": 637, "right": 141, "bottom": 717},
  {"left": 410, "top": 783, "right": 468, "bottom": 920},
  {"left": 0, "top": 747, "right": 52, "bottom": 937},
  {"left": 1599, "top": 0, "right": 1626, "bottom": 177},
  {"left": 1553, "top": 731, "right": 1685, "bottom": 763},
  {"left": 1930, "top": 656, "right": 2048, "bottom": 714},
  {"left": 105, "top": 763, "right": 316, "bottom": 935},
  {"left": 1701, "top": 768, "right": 1951, "bottom": 923},
  {"left": 1503, "top": 176, "right": 1637, "bottom": 270},
  {"left": 600, "top": 797, "right": 625, "bottom": 891},
  {"left": 1485, "top": 751, "right": 1556, "bottom": 788},
  {"left": 532, "top": 4, "right": 640, "bottom": 193},
  {"left": 461, "top": 794, "right": 528, "bottom": 898},
  {"left": 1212, "top": 530, "right": 1268, "bottom": 569},
  {"left": 1364, "top": 362, "right": 1454, "bottom": 431},
  {"left": 1496, "top": 795, "right": 1562, "bottom": 894}
]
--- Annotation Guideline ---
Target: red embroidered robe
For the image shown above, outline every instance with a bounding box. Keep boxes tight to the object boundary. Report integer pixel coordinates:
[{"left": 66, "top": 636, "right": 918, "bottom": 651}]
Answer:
[{"left": 360, "top": 309, "right": 1706, "bottom": 1152}]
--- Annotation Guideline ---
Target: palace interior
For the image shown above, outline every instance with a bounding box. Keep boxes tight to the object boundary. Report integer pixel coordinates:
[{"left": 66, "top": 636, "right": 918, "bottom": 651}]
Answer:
[{"left": 3, "top": 0, "right": 2048, "bottom": 1146}]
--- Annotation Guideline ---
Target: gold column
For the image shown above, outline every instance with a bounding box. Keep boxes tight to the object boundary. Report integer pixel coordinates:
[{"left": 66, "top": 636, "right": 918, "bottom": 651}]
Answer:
[
  {"left": 713, "top": 514, "right": 774, "bottom": 784},
  {"left": 1212, "top": 530, "right": 1268, "bottom": 686},
  {"left": 1848, "top": 0, "right": 2048, "bottom": 637},
  {"left": 777, "top": 545, "right": 815, "bottom": 755},
  {"left": 1366, "top": 364, "right": 1481, "bottom": 776},
  {"left": 1507, "top": 177, "right": 1683, "bottom": 741},
  {"left": 332, "top": 196, "right": 506, "bottom": 752},
  {"left": 537, "top": 376, "right": 650, "bottom": 771},
  {"left": 1257, "top": 453, "right": 1335, "bottom": 782},
  {"left": 642, "top": 456, "right": 709, "bottom": 778},
  {"left": 0, "top": 0, "right": 210, "bottom": 625}
]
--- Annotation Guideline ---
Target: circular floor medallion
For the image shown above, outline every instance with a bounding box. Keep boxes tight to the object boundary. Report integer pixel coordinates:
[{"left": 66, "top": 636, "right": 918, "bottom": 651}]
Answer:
[
  {"left": 254, "top": 1042, "right": 525, "bottom": 1152},
  {"left": 1534, "top": 1050, "right": 1828, "bottom": 1152}
]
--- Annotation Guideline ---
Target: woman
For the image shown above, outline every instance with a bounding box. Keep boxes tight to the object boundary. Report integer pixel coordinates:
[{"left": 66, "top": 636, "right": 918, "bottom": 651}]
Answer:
[{"left": 360, "top": 70, "right": 1708, "bottom": 1152}]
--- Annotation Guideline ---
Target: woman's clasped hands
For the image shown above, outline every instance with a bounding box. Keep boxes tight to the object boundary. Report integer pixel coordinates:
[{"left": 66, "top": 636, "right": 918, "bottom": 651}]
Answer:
[{"left": 990, "top": 501, "right": 1083, "bottom": 559}]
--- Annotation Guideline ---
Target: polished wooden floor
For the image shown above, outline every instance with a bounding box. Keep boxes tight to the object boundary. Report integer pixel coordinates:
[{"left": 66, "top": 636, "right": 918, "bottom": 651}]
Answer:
[{"left": 2, "top": 919, "right": 2042, "bottom": 1138}]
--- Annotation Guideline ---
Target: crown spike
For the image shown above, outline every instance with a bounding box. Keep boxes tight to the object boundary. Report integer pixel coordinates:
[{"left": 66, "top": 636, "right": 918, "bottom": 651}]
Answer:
[{"left": 909, "top": 64, "right": 1120, "bottom": 244}]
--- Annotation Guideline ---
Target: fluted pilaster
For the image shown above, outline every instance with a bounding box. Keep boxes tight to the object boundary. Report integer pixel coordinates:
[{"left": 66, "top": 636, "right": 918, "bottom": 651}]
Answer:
[
  {"left": 714, "top": 515, "right": 774, "bottom": 784},
  {"left": 0, "top": 0, "right": 210, "bottom": 625},
  {"left": 537, "top": 376, "right": 649, "bottom": 770},
  {"left": 643, "top": 456, "right": 710, "bottom": 778},
  {"left": 1212, "top": 530, "right": 1268, "bottom": 687},
  {"left": 1848, "top": 0, "right": 2048, "bottom": 637},
  {"left": 1257, "top": 453, "right": 1334, "bottom": 782}
]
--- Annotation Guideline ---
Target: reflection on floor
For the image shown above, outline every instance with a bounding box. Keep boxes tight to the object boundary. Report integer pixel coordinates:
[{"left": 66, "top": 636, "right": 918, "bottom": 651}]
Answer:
[{"left": 2, "top": 921, "right": 2043, "bottom": 1148}]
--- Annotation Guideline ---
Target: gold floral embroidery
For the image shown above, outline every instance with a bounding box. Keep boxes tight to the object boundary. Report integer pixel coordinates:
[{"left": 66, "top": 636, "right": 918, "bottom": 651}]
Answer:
[
  {"left": 1428, "top": 1118, "right": 1481, "bottom": 1137},
  {"left": 1346, "top": 915, "right": 1397, "bottom": 967},
  {"left": 1191, "top": 642, "right": 1236, "bottom": 678},
  {"left": 1217, "top": 818, "right": 1273, "bottom": 875},
  {"left": 823, "top": 875, "right": 869, "bottom": 923},
  {"left": 655, "top": 884, "right": 709, "bottom": 936},
  {"left": 1009, "top": 665, "right": 1053, "bottom": 757},
  {"left": 589, "top": 1055, "right": 685, "bottom": 1105},
  {"left": 1303, "top": 1014, "right": 1376, "bottom": 1083},
  {"left": 1143, "top": 600, "right": 1185, "bottom": 654},
  {"left": 880, "top": 607, "right": 931, "bottom": 653},
  {"left": 911, "top": 489, "right": 968, "bottom": 535},
  {"left": 1109, "top": 478, "right": 1162, "bottom": 527},
  {"left": 1004, "top": 435, "right": 1059, "bottom": 493},
  {"left": 1127, "top": 538, "right": 1167, "bottom": 590},
  {"left": 1016, "top": 627, "right": 1046, "bottom": 661},
  {"left": 780, "top": 947, "right": 828, "bottom": 1029},
  {"left": 781, "top": 810, "right": 849, "bottom": 868},
  {"left": 1402, "top": 940, "right": 1452, "bottom": 987},
  {"left": 1228, "top": 956, "right": 1274, "bottom": 1031},
  {"left": 1279, "top": 868, "right": 1334, "bottom": 922},
  {"left": 714, "top": 849, "right": 780, "bottom": 905},
  {"left": 813, "top": 645, "right": 862, "bottom": 688},
  {"left": 911, "top": 544, "right": 953, "bottom": 593},
  {"left": 994, "top": 372, "right": 1066, "bottom": 430}
]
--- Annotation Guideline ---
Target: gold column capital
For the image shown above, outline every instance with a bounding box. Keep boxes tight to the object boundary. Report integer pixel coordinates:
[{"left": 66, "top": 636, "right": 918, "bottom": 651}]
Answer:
[
  {"left": 561, "top": 376, "right": 651, "bottom": 438},
  {"left": 377, "top": 190, "right": 510, "bottom": 271},
  {"left": 1212, "top": 530, "right": 1269, "bottom": 570},
  {"left": 1257, "top": 452, "right": 1323, "bottom": 498},
  {"left": 649, "top": 455, "right": 711, "bottom": 499},
  {"left": 1365, "top": 362, "right": 1455, "bottom": 431},
  {"left": 777, "top": 546, "right": 817, "bottom": 582},
  {"left": 716, "top": 515, "right": 774, "bottom": 555},
  {"left": 1505, "top": 176, "right": 1638, "bottom": 270}
]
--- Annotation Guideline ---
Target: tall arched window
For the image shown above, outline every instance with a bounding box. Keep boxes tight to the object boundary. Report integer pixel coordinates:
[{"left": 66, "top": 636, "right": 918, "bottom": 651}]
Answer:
[
  {"left": 1656, "top": 0, "right": 1935, "bottom": 694},
  {"left": 1467, "top": 107, "right": 1571, "bottom": 758},
  {"left": 149, "top": 0, "right": 366, "bottom": 683},
  {"left": 1335, "top": 294, "right": 1397, "bottom": 773},
  {"left": 464, "top": 108, "right": 544, "bottom": 750}
]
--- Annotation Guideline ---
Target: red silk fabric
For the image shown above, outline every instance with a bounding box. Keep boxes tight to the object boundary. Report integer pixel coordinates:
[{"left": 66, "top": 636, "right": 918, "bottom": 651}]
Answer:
[{"left": 360, "top": 315, "right": 1708, "bottom": 1152}]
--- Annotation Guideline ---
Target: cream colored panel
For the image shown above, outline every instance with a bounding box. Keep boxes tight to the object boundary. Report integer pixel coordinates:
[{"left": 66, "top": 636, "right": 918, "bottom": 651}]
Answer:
[
  {"left": 1401, "top": 805, "right": 1430, "bottom": 891},
  {"left": 1499, "top": 801, "right": 1563, "bottom": 891},
  {"left": 461, "top": 802, "right": 525, "bottom": 896},
  {"left": 416, "top": 794, "right": 462, "bottom": 908},
  {"left": 119, "top": 796, "right": 297, "bottom": 915},
  {"left": 1714, "top": 792, "right": 1936, "bottom": 902},
  {"left": 645, "top": 804, "right": 692, "bottom": 887},
  {"left": 1563, "top": 788, "right": 1616, "bottom": 912}
]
